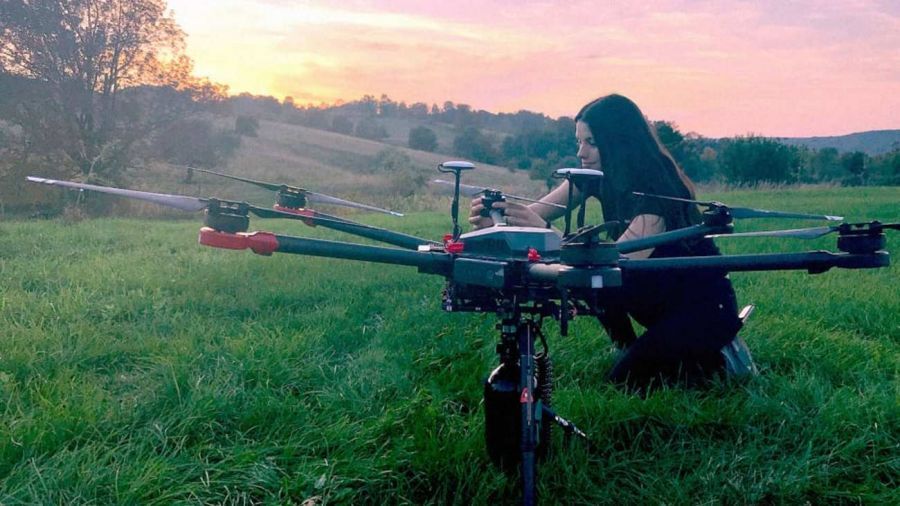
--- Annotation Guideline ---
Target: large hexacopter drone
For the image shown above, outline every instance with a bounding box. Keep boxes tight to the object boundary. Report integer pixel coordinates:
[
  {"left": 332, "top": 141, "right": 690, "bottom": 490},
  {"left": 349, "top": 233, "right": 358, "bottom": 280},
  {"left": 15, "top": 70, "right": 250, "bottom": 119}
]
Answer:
[{"left": 28, "top": 162, "right": 894, "bottom": 506}]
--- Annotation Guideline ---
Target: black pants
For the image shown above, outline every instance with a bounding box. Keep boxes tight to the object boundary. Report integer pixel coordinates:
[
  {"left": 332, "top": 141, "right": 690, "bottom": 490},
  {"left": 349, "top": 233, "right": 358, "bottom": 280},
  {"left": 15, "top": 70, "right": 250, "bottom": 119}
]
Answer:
[{"left": 607, "top": 279, "right": 742, "bottom": 392}]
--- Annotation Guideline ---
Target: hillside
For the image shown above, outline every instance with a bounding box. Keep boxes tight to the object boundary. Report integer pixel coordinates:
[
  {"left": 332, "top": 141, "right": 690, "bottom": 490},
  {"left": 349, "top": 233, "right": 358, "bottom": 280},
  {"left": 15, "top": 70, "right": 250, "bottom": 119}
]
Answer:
[
  {"left": 778, "top": 129, "right": 900, "bottom": 155},
  {"left": 7, "top": 117, "right": 546, "bottom": 217}
]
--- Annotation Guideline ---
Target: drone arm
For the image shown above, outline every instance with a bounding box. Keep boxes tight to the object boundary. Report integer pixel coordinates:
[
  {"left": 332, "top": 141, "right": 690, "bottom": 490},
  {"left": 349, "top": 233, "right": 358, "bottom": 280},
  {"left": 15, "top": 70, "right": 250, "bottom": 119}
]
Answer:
[
  {"left": 201, "top": 228, "right": 452, "bottom": 275},
  {"left": 301, "top": 213, "right": 437, "bottom": 250},
  {"left": 616, "top": 224, "right": 727, "bottom": 254},
  {"left": 272, "top": 235, "right": 452, "bottom": 274},
  {"left": 619, "top": 251, "right": 890, "bottom": 274},
  {"left": 617, "top": 214, "right": 667, "bottom": 259},
  {"left": 253, "top": 206, "right": 437, "bottom": 250}
]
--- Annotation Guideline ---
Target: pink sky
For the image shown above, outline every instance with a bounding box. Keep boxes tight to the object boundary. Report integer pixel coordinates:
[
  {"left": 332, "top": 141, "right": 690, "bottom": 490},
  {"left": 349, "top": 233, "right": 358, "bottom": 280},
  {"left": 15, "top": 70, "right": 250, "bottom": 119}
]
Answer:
[{"left": 167, "top": 0, "right": 899, "bottom": 137}]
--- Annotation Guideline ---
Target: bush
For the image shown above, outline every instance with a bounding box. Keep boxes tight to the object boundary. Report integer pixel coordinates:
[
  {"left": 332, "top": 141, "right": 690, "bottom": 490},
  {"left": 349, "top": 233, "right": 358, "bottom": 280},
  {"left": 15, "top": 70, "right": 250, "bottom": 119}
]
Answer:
[
  {"left": 234, "top": 115, "right": 259, "bottom": 137},
  {"left": 331, "top": 115, "right": 354, "bottom": 135},
  {"left": 372, "top": 148, "right": 427, "bottom": 196},
  {"left": 355, "top": 117, "right": 389, "bottom": 140},
  {"left": 408, "top": 126, "right": 438, "bottom": 152}
]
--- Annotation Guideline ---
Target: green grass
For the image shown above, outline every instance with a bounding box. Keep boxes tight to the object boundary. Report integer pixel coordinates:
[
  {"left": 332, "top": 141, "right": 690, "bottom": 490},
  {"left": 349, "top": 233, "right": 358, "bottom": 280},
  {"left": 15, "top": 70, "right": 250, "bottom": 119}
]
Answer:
[{"left": 0, "top": 187, "right": 898, "bottom": 504}]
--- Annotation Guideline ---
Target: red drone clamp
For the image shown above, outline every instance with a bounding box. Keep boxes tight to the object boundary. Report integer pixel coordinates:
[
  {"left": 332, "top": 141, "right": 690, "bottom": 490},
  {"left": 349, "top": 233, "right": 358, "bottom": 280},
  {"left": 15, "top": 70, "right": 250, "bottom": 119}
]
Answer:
[{"left": 198, "top": 227, "right": 279, "bottom": 256}]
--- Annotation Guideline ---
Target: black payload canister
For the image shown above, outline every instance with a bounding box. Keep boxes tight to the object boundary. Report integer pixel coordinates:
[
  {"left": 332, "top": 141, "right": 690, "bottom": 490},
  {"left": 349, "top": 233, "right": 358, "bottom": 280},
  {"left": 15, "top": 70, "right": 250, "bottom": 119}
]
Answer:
[
  {"left": 484, "top": 362, "right": 521, "bottom": 470},
  {"left": 484, "top": 356, "right": 552, "bottom": 470}
]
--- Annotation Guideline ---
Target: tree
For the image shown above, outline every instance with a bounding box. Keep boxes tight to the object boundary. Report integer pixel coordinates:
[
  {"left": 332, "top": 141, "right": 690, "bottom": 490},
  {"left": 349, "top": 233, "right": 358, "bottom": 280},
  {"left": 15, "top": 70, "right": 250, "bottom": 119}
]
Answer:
[
  {"left": 331, "top": 115, "right": 354, "bottom": 135},
  {"left": 719, "top": 136, "right": 801, "bottom": 184},
  {"left": 840, "top": 151, "right": 868, "bottom": 186},
  {"left": 653, "top": 121, "right": 685, "bottom": 162},
  {"left": 453, "top": 126, "right": 498, "bottom": 164},
  {"left": 408, "top": 126, "right": 438, "bottom": 152},
  {"left": 805, "top": 147, "right": 841, "bottom": 182},
  {"left": 868, "top": 148, "right": 899, "bottom": 185},
  {"left": 0, "top": 0, "right": 192, "bottom": 178}
]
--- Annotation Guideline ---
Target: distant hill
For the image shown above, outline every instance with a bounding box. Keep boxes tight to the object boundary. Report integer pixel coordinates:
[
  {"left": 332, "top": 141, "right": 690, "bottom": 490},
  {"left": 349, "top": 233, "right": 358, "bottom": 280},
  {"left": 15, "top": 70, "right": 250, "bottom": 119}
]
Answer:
[
  {"left": 118, "top": 118, "right": 546, "bottom": 216},
  {"left": 778, "top": 130, "right": 900, "bottom": 156}
]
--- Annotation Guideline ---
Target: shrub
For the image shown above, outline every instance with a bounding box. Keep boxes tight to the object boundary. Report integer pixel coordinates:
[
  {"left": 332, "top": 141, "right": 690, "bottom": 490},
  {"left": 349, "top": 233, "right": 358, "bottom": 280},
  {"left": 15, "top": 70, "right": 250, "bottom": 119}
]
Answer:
[
  {"left": 372, "top": 148, "right": 427, "bottom": 196},
  {"left": 234, "top": 115, "right": 259, "bottom": 137},
  {"left": 408, "top": 126, "right": 438, "bottom": 152}
]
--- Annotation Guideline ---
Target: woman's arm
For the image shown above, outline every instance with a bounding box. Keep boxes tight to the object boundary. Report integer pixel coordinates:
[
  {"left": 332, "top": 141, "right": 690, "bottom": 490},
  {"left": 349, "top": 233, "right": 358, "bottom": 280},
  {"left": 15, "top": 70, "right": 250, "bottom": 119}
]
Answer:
[
  {"left": 468, "top": 180, "right": 585, "bottom": 229},
  {"left": 525, "top": 180, "right": 582, "bottom": 222},
  {"left": 618, "top": 214, "right": 666, "bottom": 259}
]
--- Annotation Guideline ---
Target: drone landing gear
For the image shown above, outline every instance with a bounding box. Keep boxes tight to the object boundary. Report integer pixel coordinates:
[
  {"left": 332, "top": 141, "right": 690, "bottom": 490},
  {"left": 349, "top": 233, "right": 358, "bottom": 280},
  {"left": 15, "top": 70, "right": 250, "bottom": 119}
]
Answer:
[{"left": 483, "top": 300, "right": 590, "bottom": 506}]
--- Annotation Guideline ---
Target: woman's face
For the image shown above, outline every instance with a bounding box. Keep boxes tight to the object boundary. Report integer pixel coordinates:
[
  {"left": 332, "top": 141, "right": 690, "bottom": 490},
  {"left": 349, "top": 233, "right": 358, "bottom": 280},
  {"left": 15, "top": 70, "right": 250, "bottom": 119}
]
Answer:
[{"left": 575, "top": 120, "right": 601, "bottom": 170}]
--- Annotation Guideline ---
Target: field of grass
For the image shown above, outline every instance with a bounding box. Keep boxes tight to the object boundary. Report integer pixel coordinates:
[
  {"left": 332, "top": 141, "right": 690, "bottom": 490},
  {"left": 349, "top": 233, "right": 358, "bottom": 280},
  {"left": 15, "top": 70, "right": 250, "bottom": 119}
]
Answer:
[{"left": 0, "top": 187, "right": 897, "bottom": 504}]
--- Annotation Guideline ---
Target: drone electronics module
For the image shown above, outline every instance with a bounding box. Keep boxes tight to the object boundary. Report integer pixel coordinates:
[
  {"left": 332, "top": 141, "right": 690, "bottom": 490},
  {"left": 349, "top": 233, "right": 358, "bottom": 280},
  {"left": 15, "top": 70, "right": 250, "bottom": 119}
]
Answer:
[{"left": 28, "top": 162, "right": 895, "bottom": 506}]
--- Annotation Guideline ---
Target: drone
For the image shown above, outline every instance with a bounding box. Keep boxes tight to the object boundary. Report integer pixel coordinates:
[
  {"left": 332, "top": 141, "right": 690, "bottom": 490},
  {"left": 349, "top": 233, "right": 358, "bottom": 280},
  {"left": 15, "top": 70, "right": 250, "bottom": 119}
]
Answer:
[{"left": 27, "top": 162, "right": 895, "bottom": 506}]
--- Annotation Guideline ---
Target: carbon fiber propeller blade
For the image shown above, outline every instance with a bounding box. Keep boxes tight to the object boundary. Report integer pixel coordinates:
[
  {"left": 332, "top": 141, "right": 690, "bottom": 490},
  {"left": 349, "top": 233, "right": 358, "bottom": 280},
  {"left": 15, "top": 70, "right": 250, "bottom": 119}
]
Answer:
[
  {"left": 190, "top": 167, "right": 282, "bottom": 191},
  {"left": 27, "top": 177, "right": 208, "bottom": 212},
  {"left": 431, "top": 179, "right": 566, "bottom": 209},
  {"left": 708, "top": 226, "right": 839, "bottom": 240},
  {"left": 633, "top": 192, "right": 843, "bottom": 221},
  {"left": 710, "top": 222, "right": 899, "bottom": 240},
  {"left": 303, "top": 191, "right": 403, "bottom": 216},
  {"left": 190, "top": 167, "right": 403, "bottom": 216}
]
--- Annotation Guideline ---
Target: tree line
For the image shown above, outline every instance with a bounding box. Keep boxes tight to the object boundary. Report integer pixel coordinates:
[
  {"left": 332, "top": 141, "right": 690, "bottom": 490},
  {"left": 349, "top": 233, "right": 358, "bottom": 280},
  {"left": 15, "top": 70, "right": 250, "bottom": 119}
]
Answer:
[{"left": 222, "top": 93, "right": 900, "bottom": 188}]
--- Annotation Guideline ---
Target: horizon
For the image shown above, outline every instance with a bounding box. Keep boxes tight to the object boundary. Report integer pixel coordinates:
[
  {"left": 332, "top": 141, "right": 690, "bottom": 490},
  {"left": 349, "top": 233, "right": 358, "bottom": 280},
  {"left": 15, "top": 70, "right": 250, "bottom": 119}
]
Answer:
[{"left": 167, "top": 0, "right": 899, "bottom": 138}]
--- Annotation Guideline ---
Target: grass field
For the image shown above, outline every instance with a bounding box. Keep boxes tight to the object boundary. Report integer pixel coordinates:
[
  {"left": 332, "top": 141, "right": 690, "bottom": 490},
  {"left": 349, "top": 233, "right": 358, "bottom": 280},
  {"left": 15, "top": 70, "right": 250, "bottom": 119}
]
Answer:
[{"left": 0, "top": 187, "right": 898, "bottom": 504}]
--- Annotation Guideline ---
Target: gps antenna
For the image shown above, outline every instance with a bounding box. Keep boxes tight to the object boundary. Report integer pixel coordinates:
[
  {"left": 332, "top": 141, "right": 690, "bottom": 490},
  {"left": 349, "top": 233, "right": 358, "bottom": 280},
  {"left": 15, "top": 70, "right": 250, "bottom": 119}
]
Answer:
[
  {"left": 438, "top": 161, "right": 475, "bottom": 240},
  {"left": 554, "top": 168, "right": 605, "bottom": 237}
]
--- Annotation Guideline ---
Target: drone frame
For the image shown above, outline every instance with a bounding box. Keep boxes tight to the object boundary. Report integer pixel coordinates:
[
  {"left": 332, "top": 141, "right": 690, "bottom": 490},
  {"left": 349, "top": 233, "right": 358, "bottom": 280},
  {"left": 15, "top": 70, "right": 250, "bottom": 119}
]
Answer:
[{"left": 27, "top": 165, "right": 894, "bottom": 506}]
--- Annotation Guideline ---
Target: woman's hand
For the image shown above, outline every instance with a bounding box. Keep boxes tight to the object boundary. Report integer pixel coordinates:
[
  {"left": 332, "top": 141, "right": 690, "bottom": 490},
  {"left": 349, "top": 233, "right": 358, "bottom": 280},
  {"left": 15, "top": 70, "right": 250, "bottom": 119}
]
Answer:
[
  {"left": 468, "top": 198, "right": 549, "bottom": 229},
  {"left": 468, "top": 197, "right": 494, "bottom": 229},
  {"left": 495, "top": 201, "right": 549, "bottom": 227}
]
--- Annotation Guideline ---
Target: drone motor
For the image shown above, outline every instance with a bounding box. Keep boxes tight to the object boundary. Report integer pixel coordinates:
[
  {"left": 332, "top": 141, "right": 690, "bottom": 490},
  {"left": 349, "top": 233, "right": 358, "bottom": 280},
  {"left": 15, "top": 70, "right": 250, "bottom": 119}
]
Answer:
[
  {"left": 479, "top": 189, "right": 507, "bottom": 225},
  {"left": 275, "top": 186, "right": 308, "bottom": 209},
  {"left": 204, "top": 199, "right": 250, "bottom": 233}
]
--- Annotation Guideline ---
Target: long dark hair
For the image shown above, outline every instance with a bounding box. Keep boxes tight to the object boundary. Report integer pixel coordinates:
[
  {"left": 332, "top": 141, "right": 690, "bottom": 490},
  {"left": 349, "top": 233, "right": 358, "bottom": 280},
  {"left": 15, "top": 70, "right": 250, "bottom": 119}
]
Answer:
[{"left": 575, "top": 94, "right": 700, "bottom": 237}]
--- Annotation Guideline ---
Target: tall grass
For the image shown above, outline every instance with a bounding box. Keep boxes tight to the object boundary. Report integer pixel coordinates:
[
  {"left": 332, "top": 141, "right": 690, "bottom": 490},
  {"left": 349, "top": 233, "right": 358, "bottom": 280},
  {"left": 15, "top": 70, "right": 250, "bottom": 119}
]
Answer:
[{"left": 0, "top": 187, "right": 897, "bottom": 504}]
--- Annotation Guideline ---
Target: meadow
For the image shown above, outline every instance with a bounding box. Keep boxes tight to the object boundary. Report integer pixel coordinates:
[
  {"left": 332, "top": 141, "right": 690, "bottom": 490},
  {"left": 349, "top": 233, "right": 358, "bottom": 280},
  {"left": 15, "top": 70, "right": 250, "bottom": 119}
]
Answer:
[{"left": 0, "top": 186, "right": 897, "bottom": 504}]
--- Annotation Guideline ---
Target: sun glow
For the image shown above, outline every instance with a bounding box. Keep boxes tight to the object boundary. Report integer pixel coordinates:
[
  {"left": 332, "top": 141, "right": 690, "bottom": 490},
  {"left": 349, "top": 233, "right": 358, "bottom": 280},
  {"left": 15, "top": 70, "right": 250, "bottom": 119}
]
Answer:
[{"left": 167, "top": 0, "right": 899, "bottom": 137}]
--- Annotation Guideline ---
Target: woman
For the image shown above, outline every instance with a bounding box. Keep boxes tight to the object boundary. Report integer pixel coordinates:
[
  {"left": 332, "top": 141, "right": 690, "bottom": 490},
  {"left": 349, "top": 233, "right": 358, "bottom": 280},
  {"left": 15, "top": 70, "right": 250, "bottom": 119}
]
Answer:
[{"left": 469, "top": 94, "right": 742, "bottom": 391}]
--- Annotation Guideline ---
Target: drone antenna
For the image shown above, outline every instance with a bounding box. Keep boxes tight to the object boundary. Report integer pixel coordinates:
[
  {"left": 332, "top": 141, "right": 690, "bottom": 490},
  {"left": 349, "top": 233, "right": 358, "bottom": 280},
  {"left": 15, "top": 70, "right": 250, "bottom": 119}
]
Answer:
[
  {"left": 554, "top": 168, "right": 605, "bottom": 237},
  {"left": 438, "top": 161, "right": 475, "bottom": 240}
]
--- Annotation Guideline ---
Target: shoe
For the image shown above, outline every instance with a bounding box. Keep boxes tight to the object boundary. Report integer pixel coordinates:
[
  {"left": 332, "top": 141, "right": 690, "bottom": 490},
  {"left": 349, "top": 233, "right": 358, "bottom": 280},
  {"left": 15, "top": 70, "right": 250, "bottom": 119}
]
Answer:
[{"left": 721, "top": 335, "right": 759, "bottom": 378}]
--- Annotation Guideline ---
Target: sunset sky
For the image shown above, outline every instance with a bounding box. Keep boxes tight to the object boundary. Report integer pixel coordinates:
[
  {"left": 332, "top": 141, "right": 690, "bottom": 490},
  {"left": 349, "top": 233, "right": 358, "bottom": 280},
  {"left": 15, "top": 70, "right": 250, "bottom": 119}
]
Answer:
[{"left": 166, "top": 0, "right": 898, "bottom": 138}]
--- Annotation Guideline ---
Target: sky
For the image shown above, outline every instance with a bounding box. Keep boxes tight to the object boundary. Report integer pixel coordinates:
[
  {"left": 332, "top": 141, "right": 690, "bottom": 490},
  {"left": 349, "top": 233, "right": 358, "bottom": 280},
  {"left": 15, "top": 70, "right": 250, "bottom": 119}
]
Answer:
[{"left": 166, "top": 0, "right": 899, "bottom": 138}]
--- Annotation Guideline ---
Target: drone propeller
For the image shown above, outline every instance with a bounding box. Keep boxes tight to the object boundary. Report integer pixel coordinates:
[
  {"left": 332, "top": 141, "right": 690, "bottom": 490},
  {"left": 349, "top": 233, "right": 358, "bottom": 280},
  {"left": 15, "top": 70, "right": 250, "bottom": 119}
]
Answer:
[
  {"left": 709, "top": 222, "right": 900, "bottom": 240},
  {"left": 28, "top": 176, "right": 435, "bottom": 249},
  {"left": 27, "top": 177, "right": 211, "bottom": 212},
  {"left": 708, "top": 226, "right": 838, "bottom": 240},
  {"left": 188, "top": 167, "right": 404, "bottom": 217},
  {"left": 633, "top": 192, "right": 844, "bottom": 221},
  {"left": 431, "top": 179, "right": 566, "bottom": 209}
]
